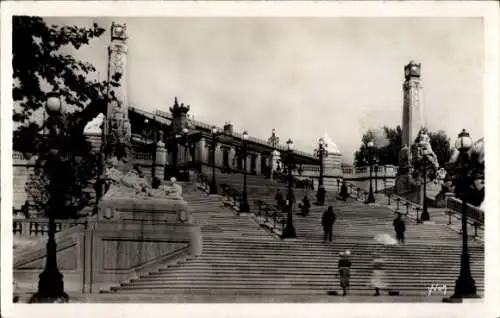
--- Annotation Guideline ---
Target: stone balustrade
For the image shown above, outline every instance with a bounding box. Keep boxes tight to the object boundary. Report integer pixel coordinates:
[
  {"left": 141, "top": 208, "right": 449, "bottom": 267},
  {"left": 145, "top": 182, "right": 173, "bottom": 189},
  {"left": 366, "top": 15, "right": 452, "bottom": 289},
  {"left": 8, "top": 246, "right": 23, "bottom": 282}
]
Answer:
[
  {"left": 446, "top": 197, "right": 484, "bottom": 224},
  {"left": 13, "top": 218, "right": 84, "bottom": 240}
]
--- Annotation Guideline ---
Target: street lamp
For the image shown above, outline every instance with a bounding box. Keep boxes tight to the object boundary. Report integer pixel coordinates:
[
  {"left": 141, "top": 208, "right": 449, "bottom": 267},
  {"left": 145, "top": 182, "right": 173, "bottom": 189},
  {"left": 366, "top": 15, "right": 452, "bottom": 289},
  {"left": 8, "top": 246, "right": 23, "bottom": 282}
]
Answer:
[
  {"left": 418, "top": 145, "right": 431, "bottom": 222},
  {"left": 143, "top": 117, "right": 157, "bottom": 180},
  {"left": 239, "top": 131, "right": 250, "bottom": 212},
  {"left": 366, "top": 140, "right": 376, "bottom": 203},
  {"left": 29, "top": 93, "right": 69, "bottom": 303},
  {"left": 315, "top": 138, "right": 328, "bottom": 205},
  {"left": 209, "top": 126, "right": 219, "bottom": 195},
  {"left": 282, "top": 138, "right": 297, "bottom": 239},
  {"left": 181, "top": 127, "right": 191, "bottom": 181},
  {"left": 450, "top": 128, "right": 477, "bottom": 299}
]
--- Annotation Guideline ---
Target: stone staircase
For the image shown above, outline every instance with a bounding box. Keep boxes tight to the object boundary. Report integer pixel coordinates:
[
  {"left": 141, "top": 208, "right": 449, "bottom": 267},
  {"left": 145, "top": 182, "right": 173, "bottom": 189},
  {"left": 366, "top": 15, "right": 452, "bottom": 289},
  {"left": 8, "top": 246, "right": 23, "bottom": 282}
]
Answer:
[{"left": 104, "top": 177, "right": 484, "bottom": 299}]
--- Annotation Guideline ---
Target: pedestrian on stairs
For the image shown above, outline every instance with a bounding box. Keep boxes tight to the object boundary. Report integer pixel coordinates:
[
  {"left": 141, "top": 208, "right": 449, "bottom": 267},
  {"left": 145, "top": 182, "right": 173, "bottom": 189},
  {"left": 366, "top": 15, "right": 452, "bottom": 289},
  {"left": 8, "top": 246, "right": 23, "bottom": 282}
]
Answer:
[
  {"left": 338, "top": 250, "right": 352, "bottom": 296},
  {"left": 321, "top": 206, "right": 336, "bottom": 242},
  {"left": 393, "top": 212, "right": 406, "bottom": 244},
  {"left": 370, "top": 252, "right": 388, "bottom": 296},
  {"left": 299, "top": 195, "right": 311, "bottom": 216},
  {"left": 340, "top": 181, "right": 349, "bottom": 201}
]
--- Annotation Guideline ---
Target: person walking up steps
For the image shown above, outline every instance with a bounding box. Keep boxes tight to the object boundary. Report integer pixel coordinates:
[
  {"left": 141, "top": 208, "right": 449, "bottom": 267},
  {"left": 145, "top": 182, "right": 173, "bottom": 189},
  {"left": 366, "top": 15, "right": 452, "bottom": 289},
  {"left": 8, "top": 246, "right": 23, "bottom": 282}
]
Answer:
[
  {"left": 338, "top": 250, "right": 352, "bottom": 296},
  {"left": 321, "top": 206, "right": 336, "bottom": 242},
  {"left": 393, "top": 212, "right": 406, "bottom": 244},
  {"left": 370, "top": 251, "right": 388, "bottom": 296}
]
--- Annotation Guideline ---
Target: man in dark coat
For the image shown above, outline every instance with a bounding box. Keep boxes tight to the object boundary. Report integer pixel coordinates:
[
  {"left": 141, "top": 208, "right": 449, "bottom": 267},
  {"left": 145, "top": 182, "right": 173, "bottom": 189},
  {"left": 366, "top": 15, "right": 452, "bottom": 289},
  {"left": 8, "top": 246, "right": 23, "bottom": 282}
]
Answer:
[
  {"left": 322, "top": 206, "right": 336, "bottom": 242},
  {"left": 299, "top": 195, "right": 311, "bottom": 216},
  {"left": 393, "top": 212, "right": 406, "bottom": 244},
  {"left": 340, "top": 181, "right": 349, "bottom": 201}
]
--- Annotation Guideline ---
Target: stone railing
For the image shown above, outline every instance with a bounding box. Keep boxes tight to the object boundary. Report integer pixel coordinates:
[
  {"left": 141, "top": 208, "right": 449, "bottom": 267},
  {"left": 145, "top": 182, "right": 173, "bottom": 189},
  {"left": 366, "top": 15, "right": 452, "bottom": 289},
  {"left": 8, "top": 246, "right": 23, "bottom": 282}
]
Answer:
[
  {"left": 13, "top": 218, "right": 85, "bottom": 240},
  {"left": 446, "top": 197, "right": 484, "bottom": 224},
  {"left": 342, "top": 165, "right": 397, "bottom": 179}
]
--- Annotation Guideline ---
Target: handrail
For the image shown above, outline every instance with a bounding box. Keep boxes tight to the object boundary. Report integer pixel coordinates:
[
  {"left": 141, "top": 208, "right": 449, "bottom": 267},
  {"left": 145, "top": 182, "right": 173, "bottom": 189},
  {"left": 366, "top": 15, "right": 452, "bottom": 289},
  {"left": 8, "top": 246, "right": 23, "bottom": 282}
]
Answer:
[
  {"left": 446, "top": 197, "right": 484, "bottom": 225},
  {"left": 254, "top": 199, "right": 286, "bottom": 232}
]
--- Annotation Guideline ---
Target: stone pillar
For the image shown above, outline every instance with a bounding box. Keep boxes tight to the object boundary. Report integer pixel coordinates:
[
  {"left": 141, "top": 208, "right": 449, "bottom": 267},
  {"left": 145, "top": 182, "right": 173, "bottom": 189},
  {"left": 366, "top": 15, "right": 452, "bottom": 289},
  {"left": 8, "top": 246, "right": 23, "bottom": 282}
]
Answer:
[
  {"left": 196, "top": 137, "right": 206, "bottom": 164},
  {"left": 402, "top": 61, "right": 424, "bottom": 148},
  {"left": 156, "top": 140, "right": 167, "bottom": 180},
  {"left": 256, "top": 153, "right": 261, "bottom": 175},
  {"left": 229, "top": 147, "right": 236, "bottom": 169},
  {"left": 270, "top": 150, "right": 281, "bottom": 176},
  {"left": 106, "top": 22, "right": 131, "bottom": 163},
  {"left": 85, "top": 132, "right": 102, "bottom": 154},
  {"left": 215, "top": 144, "right": 223, "bottom": 167}
]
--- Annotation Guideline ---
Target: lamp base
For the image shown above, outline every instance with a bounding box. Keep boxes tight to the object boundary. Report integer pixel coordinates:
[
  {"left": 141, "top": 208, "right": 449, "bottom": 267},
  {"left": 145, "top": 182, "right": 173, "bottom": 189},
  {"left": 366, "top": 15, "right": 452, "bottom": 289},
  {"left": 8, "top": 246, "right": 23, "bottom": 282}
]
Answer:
[
  {"left": 451, "top": 276, "right": 477, "bottom": 299},
  {"left": 239, "top": 202, "right": 250, "bottom": 213},
  {"left": 420, "top": 210, "right": 430, "bottom": 221},
  {"left": 281, "top": 212, "right": 296, "bottom": 239},
  {"left": 29, "top": 293, "right": 69, "bottom": 303},
  {"left": 209, "top": 184, "right": 218, "bottom": 195},
  {"left": 29, "top": 268, "right": 69, "bottom": 303}
]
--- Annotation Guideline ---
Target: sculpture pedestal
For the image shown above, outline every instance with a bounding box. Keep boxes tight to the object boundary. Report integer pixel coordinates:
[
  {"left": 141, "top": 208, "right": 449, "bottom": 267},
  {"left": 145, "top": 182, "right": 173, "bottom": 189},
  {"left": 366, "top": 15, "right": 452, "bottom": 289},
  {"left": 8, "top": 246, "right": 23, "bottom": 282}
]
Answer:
[{"left": 395, "top": 174, "right": 412, "bottom": 194}]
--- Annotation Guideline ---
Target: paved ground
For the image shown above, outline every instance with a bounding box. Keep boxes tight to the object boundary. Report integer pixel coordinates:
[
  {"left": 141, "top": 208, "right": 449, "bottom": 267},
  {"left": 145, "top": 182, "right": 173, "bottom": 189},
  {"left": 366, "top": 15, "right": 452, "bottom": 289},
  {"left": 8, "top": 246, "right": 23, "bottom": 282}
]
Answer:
[{"left": 16, "top": 292, "right": 482, "bottom": 303}]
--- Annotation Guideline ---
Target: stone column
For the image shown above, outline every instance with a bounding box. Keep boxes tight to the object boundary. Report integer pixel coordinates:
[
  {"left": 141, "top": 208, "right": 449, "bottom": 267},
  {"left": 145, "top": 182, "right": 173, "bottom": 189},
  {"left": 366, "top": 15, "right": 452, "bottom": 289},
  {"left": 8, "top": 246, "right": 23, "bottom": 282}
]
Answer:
[
  {"left": 106, "top": 22, "right": 131, "bottom": 163},
  {"left": 229, "top": 147, "right": 236, "bottom": 169},
  {"left": 270, "top": 150, "right": 281, "bottom": 176},
  {"left": 197, "top": 137, "right": 206, "bottom": 164},
  {"left": 256, "top": 153, "right": 261, "bottom": 175},
  {"left": 215, "top": 144, "right": 223, "bottom": 167},
  {"left": 156, "top": 139, "right": 167, "bottom": 180}
]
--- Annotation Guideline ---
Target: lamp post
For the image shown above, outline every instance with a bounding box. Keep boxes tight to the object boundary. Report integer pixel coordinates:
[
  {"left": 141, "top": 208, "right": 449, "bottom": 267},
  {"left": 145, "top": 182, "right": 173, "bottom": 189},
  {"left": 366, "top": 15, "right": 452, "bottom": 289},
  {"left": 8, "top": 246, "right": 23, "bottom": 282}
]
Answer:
[
  {"left": 181, "top": 127, "right": 190, "bottom": 181},
  {"left": 366, "top": 140, "right": 376, "bottom": 203},
  {"left": 315, "top": 138, "right": 328, "bottom": 205},
  {"left": 143, "top": 117, "right": 157, "bottom": 179},
  {"left": 450, "top": 129, "right": 477, "bottom": 299},
  {"left": 419, "top": 146, "right": 430, "bottom": 222},
  {"left": 209, "top": 126, "right": 219, "bottom": 195},
  {"left": 29, "top": 93, "right": 69, "bottom": 303},
  {"left": 239, "top": 131, "right": 250, "bottom": 212},
  {"left": 282, "top": 138, "right": 297, "bottom": 239}
]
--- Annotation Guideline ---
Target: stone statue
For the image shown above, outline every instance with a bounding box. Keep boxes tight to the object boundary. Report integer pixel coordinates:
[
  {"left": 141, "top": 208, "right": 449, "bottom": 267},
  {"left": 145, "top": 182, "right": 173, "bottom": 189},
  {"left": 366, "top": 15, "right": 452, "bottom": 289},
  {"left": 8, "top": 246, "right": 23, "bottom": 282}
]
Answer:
[
  {"left": 414, "top": 129, "right": 439, "bottom": 170},
  {"left": 83, "top": 113, "right": 105, "bottom": 134},
  {"left": 103, "top": 158, "right": 182, "bottom": 200}
]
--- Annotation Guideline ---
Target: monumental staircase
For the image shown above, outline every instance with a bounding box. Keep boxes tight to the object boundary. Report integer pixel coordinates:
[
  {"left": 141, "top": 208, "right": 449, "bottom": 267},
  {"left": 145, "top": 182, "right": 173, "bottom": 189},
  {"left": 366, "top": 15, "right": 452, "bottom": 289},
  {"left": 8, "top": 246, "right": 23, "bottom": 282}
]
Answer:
[
  {"left": 14, "top": 169, "right": 484, "bottom": 302},
  {"left": 101, "top": 171, "right": 484, "bottom": 300}
]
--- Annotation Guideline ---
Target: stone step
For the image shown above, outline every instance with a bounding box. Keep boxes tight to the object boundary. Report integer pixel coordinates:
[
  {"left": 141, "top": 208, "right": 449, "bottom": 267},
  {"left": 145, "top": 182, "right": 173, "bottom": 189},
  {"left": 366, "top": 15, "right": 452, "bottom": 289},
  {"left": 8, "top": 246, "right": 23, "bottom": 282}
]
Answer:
[{"left": 139, "top": 272, "right": 483, "bottom": 281}]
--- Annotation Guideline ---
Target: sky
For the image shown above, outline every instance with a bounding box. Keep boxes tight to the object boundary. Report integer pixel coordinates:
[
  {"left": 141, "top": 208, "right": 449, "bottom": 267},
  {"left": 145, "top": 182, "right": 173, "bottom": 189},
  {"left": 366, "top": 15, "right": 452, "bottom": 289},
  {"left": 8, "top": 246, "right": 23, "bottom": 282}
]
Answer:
[{"left": 44, "top": 17, "right": 484, "bottom": 163}]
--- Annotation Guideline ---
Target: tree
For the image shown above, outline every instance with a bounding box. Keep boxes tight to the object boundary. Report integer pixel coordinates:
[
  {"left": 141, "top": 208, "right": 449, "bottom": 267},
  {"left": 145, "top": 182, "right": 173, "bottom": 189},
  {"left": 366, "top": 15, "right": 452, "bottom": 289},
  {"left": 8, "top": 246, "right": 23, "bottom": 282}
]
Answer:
[
  {"left": 354, "top": 126, "right": 450, "bottom": 169},
  {"left": 13, "top": 16, "right": 117, "bottom": 217},
  {"left": 354, "top": 126, "right": 402, "bottom": 167},
  {"left": 427, "top": 130, "right": 452, "bottom": 167}
]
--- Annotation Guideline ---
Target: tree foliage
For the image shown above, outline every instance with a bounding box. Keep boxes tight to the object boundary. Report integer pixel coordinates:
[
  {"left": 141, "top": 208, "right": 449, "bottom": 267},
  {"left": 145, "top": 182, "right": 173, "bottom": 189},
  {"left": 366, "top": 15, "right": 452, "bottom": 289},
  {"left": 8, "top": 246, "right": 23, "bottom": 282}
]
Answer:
[
  {"left": 354, "top": 126, "right": 401, "bottom": 167},
  {"left": 13, "top": 16, "right": 114, "bottom": 217},
  {"left": 354, "top": 126, "right": 452, "bottom": 170},
  {"left": 427, "top": 130, "right": 452, "bottom": 167}
]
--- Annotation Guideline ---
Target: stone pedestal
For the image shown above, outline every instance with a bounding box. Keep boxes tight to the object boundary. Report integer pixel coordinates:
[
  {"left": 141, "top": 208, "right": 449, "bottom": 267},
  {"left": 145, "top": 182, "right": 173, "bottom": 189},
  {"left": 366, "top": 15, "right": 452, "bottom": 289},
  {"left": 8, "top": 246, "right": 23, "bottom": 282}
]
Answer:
[
  {"left": 270, "top": 150, "right": 281, "bottom": 177},
  {"left": 156, "top": 143, "right": 167, "bottom": 180},
  {"left": 85, "top": 132, "right": 102, "bottom": 154}
]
